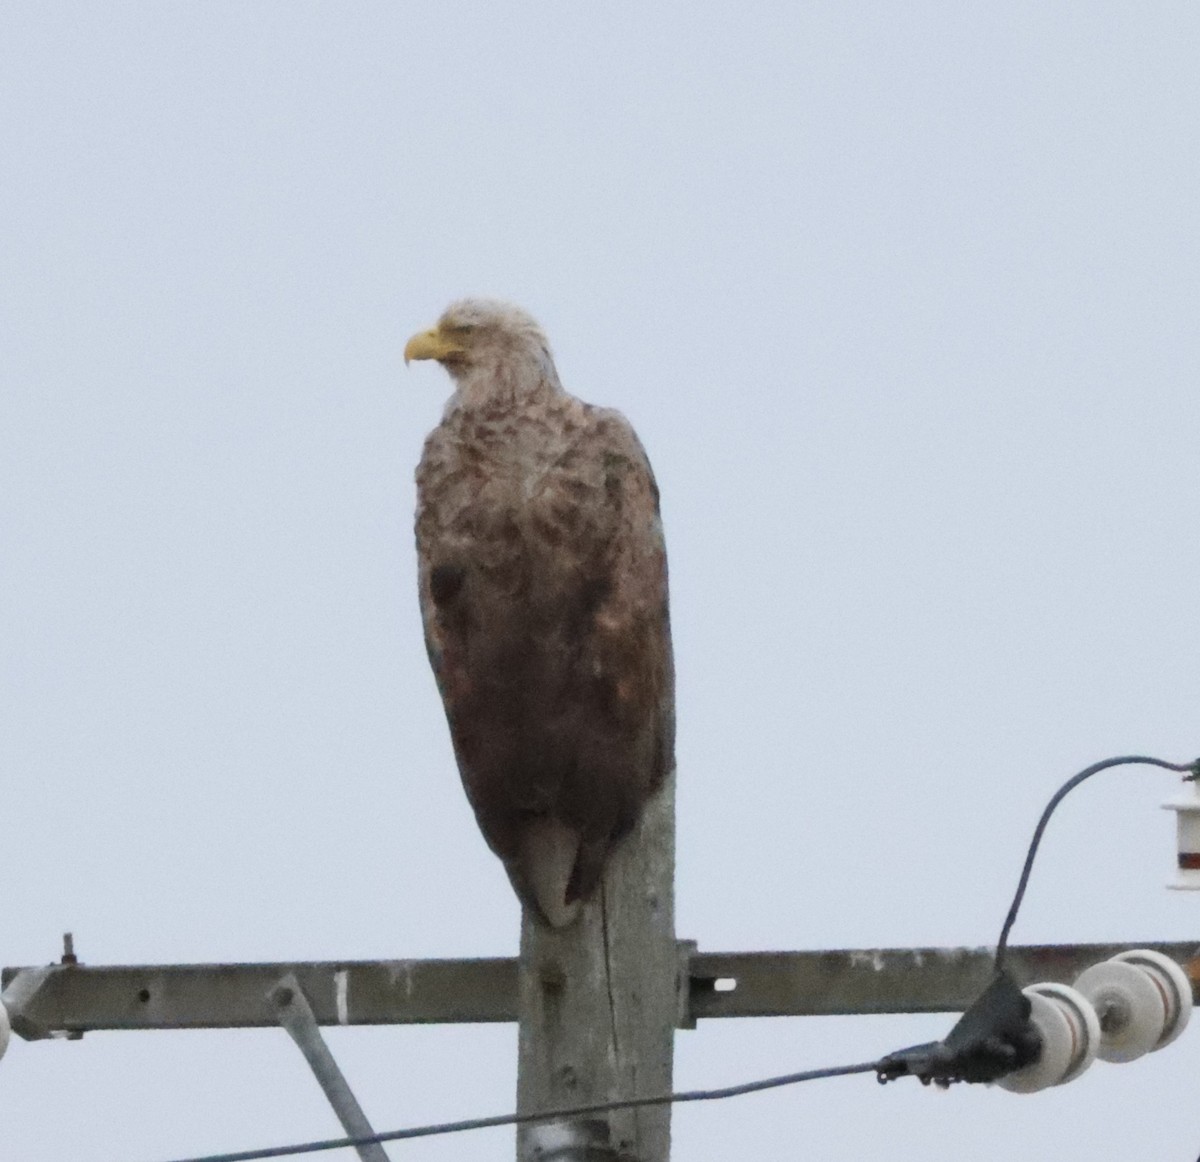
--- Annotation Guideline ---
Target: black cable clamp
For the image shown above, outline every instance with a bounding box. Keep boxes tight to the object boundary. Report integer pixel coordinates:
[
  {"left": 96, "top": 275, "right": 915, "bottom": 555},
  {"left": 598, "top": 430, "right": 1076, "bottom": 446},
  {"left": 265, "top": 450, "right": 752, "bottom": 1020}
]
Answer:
[{"left": 876, "top": 970, "right": 1042, "bottom": 1088}]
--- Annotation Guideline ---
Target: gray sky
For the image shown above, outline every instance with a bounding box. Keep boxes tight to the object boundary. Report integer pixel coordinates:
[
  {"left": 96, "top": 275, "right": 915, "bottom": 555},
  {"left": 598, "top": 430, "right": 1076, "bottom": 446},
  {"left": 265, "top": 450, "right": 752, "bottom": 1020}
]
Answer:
[{"left": 3, "top": 3, "right": 1199, "bottom": 1159}]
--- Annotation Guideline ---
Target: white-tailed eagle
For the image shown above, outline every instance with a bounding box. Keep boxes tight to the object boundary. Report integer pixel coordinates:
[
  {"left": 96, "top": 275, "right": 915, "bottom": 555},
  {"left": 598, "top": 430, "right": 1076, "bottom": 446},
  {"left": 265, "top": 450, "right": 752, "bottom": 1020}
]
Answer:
[{"left": 406, "top": 299, "right": 674, "bottom": 926}]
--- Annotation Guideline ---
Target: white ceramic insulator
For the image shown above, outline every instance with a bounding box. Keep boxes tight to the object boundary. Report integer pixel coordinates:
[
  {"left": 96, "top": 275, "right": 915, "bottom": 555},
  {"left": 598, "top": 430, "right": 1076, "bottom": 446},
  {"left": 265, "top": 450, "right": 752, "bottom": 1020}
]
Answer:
[
  {"left": 1163, "top": 781, "right": 1200, "bottom": 889},
  {"left": 0, "top": 999, "right": 10, "bottom": 1063},
  {"left": 1030, "top": 982, "right": 1101, "bottom": 1084},
  {"left": 1112, "top": 949, "right": 1193, "bottom": 1051},
  {"left": 1075, "top": 959, "right": 1166, "bottom": 1063},
  {"left": 996, "top": 984, "right": 1100, "bottom": 1093}
]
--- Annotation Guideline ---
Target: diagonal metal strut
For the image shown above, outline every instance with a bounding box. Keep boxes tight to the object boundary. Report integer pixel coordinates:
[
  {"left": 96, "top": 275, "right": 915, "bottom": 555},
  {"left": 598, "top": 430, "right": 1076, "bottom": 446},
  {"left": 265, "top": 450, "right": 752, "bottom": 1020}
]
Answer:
[{"left": 269, "top": 973, "right": 390, "bottom": 1162}]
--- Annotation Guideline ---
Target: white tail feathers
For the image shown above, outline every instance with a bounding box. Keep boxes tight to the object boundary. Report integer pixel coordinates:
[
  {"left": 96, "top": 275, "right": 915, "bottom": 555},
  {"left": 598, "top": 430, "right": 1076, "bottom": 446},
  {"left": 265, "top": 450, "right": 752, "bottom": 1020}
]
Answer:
[{"left": 518, "top": 818, "right": 582, "bottom": 928}]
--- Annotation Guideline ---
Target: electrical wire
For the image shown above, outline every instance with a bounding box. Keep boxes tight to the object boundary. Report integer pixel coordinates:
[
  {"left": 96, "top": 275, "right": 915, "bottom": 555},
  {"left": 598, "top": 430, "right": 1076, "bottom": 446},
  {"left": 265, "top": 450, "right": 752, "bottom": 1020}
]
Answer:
[
  {"left": 993, "top": 753, "right": 1200, "bottom": 972},
  {"left": 154, "top": 1059, "right": 881, "bottom": 1162}
]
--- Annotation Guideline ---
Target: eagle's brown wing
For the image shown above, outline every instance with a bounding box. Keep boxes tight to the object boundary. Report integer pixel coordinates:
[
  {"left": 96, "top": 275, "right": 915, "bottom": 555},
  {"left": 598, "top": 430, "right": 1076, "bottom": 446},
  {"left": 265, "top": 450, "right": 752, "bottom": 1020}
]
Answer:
[{"left": 415, "top": 402, "right": 673, "bottom": 925}]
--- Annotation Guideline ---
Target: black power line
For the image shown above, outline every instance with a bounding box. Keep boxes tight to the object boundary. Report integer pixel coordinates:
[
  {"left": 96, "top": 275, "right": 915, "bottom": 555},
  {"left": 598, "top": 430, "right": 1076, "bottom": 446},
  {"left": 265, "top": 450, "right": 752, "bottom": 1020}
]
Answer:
[{"left": 155, "top": 1059, "right": 882, "bottom": 1162}]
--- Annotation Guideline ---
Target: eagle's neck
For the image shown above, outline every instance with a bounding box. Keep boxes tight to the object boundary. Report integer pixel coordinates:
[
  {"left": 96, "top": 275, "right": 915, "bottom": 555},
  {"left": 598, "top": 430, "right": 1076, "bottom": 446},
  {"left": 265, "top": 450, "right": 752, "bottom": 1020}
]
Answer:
[{"left": 445, "top": 352, "right": 564, "bottom": 417}]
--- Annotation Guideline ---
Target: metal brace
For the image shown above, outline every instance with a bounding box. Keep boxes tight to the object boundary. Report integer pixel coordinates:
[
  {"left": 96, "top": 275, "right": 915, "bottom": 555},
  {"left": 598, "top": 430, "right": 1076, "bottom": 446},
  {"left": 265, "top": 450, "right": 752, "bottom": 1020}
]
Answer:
[{"left": 268, "top": 972, "right": 391, "bottom": 1162}]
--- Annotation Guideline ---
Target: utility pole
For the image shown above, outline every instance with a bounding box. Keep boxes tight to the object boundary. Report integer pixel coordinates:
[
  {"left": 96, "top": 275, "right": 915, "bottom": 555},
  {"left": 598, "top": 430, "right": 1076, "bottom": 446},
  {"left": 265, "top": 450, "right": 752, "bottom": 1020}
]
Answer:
[{"left": 516, "top": 773, "right": 678, "bottom": 1162}]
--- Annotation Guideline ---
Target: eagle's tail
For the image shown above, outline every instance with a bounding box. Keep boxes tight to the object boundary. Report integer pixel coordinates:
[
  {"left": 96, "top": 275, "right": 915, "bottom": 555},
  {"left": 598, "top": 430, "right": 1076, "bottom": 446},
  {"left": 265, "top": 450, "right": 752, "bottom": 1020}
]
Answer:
[{"left": 515, "top": 818, "right": 582, "bottom": 928}]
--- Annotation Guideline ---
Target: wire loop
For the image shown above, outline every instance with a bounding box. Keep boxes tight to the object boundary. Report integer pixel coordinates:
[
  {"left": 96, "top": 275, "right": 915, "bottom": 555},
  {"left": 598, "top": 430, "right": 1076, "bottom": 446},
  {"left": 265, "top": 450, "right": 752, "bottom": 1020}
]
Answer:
[{"left": 994, "top": 755, "right": 1199, "bottom": 972}]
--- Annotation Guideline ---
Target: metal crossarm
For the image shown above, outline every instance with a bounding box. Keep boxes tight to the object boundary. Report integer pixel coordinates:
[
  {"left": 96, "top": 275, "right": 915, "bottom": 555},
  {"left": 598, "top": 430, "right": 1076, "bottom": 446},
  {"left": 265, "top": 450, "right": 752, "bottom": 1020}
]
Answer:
[{"left": 4, "top": 941, "right": 1198, "bottom": 1038}]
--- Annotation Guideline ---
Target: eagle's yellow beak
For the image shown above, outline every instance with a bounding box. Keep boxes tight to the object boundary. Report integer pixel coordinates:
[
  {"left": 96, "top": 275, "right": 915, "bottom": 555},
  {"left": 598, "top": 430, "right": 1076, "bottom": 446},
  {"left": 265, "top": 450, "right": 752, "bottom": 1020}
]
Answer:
[{"left": 404, "top": 325, "right": 465, "bottom": 365}]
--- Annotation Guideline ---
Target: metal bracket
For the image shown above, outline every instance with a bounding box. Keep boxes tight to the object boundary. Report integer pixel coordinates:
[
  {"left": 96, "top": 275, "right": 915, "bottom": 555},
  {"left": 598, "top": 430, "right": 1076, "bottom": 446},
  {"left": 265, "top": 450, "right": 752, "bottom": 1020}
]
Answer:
[
  {"left": 0, "top": 935, "right": 86, "bottom": 1045},
  {"left": 268, "top": 973, "right": 390, "bottom": 1162},
  {"left": 520, "top": 1118, "right": 620, "bottom": 1161},
  {"left": 0, "top": 967, "right": 56, "bottom": 1041},
  {"left": 675, "top": 939, "right": 697, "bottom": 1030}
]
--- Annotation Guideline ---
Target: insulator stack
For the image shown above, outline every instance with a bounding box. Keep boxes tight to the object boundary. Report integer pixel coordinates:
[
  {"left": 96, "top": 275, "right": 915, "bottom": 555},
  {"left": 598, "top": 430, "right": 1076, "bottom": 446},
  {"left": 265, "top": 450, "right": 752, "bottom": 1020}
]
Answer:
[{"left": 1000, "top": 949, "right": 1193, "bottom": 1093}]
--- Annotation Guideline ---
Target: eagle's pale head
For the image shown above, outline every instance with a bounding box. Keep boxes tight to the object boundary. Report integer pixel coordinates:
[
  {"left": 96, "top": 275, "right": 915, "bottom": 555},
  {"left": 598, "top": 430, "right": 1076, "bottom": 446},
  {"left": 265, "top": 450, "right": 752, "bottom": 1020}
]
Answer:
[{"left": 404, "top": 299, "right": 558, "bottom": 395}]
